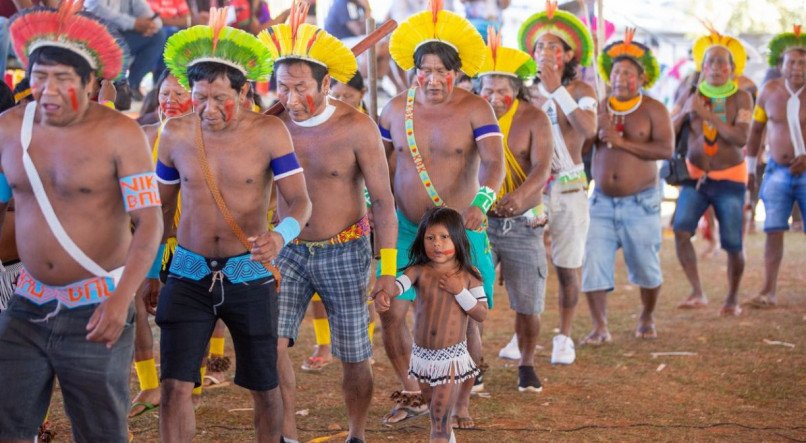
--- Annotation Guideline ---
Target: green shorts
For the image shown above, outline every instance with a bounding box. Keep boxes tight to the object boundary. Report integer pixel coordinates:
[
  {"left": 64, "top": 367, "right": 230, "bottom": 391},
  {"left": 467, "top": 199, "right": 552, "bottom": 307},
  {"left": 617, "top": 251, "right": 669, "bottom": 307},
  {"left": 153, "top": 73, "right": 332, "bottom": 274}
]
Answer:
[{"left": 386, "top": 209, "right": 495, "bottom": 308}]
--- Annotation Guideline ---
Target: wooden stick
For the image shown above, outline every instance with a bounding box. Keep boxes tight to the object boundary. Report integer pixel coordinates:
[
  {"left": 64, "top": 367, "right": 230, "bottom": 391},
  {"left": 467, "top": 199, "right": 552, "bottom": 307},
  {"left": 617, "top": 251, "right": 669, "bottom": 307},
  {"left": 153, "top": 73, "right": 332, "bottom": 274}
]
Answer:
[
  {"left": 366, "top": 16, "right": 378, "bottom": 123},
  {"left": 265, "top": 19, "right": 398, "bottom": 116}
]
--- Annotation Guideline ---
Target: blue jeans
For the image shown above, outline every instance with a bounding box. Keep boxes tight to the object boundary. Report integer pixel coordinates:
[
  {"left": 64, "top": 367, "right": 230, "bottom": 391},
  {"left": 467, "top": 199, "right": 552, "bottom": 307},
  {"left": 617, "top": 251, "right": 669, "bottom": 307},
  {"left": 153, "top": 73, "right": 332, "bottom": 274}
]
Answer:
[
  {"left": 673, "top": 178, "right": 746, "bottom": 252},
  {"left": 0, "top": 17, "right": 10, "bottom": 78},
  {"left": 760, "top": 158, "right": 806, "bottom": 232},
  {"left": 582, "top": 187, "right": 663, "bottom": 292},
  {"left": 122, "top": 28, "right": 167, "bottom": 90},
  {"left": 0, "top": 296, "right": 134, "bottom": 442}
]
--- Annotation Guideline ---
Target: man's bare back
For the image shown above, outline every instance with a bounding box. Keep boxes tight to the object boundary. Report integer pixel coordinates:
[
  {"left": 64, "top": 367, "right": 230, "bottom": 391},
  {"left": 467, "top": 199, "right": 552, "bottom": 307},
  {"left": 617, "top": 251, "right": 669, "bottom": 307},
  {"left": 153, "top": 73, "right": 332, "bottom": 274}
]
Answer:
[
  {"left": 0, "top": 103, "right": 151, "bottom": 284},
  {"left": 158, "top": 110, "right": 290, "bottom": 257}
]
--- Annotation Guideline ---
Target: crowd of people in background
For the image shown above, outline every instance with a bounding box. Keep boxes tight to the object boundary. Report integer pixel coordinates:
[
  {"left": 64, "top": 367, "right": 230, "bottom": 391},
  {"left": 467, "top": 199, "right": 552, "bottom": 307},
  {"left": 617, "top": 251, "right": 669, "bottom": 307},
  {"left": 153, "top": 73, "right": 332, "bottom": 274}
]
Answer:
[{"left": 0, "top": 0, "right": 804, "bottom": 442}]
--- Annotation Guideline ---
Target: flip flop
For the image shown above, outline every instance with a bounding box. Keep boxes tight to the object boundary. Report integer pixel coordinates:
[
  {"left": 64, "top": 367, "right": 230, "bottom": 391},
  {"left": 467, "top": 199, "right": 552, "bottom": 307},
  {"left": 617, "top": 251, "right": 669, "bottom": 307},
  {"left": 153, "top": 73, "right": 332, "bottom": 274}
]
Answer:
[
  {"left": 745, "top": 295, "right": 777, "bottom": 309},
  {"left": 129, "top": 401, "right": 159, "bottom": 418},
  {"left": 677, "top": 297, "right": 708, "bottom": 309},
  {"left": 202, "top": 375, "right": 231, "bottom": 389},
  {"left": 383, "top": 391, "right": 428, "bottom": 424},
  {"left": 719, "top": 305, "right": 742, "bottom": 317},
  {"left": 579, "top": 332, "right": 613, "bottom": 346},
  {"left": 301, "top": 356, "right": 333, "bottom": 372}
]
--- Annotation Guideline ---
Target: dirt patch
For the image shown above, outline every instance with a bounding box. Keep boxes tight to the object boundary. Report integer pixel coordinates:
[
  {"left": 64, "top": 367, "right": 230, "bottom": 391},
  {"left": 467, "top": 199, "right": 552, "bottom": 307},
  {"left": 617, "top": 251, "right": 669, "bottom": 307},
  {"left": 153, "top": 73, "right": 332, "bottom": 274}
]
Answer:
[{"left": 45, "top": 232, "right": 806, "bottom": 442}]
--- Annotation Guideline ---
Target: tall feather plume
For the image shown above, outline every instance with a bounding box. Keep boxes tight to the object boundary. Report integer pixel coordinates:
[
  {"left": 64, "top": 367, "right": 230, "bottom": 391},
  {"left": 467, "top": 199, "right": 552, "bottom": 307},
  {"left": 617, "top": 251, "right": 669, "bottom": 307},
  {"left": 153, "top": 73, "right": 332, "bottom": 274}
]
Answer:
[
  {"left": 208, "top": 7, "right": 228, "bottom": 53},
  {"left": 290, "top": 1, "right": 309, "bottom": 42},
  {"left": 487, "top": 26, "right": 501, "bottom": 67},
  {"left": 546, "top": 0, "right": 558, "bottom": 20},
  {"left": 624, "top": 27, "right": 636, "bottom": 46},
  {"left": 795, "top": 24, "right": 802, "bottom": 38},
  {"left": 430, "top": 0, "right": 444, "bottom": 24},
  {"left": 57, "top": 0, "right": 82, "bottom": 34}
]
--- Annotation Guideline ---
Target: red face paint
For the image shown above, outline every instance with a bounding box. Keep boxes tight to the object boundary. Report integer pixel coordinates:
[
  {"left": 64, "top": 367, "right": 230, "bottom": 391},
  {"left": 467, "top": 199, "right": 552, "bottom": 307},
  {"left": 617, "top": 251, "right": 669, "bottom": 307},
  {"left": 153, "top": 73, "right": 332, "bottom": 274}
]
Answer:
[
  {"left": 68, "top": 87, "right": 79, "bottom": 112},
  {"left": 416, "top": 73, "right": 427, "bottom": 88},
  {"left": 628, "top": 77, "right": 637, "bottom": 93},
  {"left": 445, "top": 73, "right": 454, "bottom": 95},
  {"left": 161, "top": 99, "right": 193, "bottom": 118},
  {"left": 503, "top": 95, "right": 514, "bottom": 108},
  {"left": 441, "top": 249, "right": 455, "bottom": 256},
  {"left": 305, "top": 95, "right": 316, "bottom": 114},
  {"left": 178, "top": 99, "right": 192, "bottom": 114},
  {"left": 223, "top": 99, "right": 235, "bottom": 122}
]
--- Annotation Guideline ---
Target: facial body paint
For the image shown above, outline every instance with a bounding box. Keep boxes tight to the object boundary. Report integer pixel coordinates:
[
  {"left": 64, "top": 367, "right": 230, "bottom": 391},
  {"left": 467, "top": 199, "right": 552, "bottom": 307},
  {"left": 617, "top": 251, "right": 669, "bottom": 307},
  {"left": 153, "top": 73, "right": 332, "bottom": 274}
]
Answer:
[
  {"left": 223, "top": 99, "right": 236, "bottom": 122},
  {"left": 416, "top": 72, "right": 427, "bottom": 88},
  {"left": 305, "top": 95, "right": 316, "bottom": 115},
  {"left": 68, "top": 87, "right": 79, "bottom": 112},
  {"left": 503, "top": 95, "right": 514, "bottom": 108},
  {"left": 445, "top": 73, "right": 454, "bottom": 95}
]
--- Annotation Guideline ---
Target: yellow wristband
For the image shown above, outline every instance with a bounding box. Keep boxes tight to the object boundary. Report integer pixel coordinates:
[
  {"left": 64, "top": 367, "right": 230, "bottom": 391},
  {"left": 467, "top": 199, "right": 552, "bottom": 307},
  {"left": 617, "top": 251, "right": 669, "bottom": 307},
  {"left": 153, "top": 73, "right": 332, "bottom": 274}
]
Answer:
[{"left": 380, "top": 248, "right": 397, "bottom": 276}]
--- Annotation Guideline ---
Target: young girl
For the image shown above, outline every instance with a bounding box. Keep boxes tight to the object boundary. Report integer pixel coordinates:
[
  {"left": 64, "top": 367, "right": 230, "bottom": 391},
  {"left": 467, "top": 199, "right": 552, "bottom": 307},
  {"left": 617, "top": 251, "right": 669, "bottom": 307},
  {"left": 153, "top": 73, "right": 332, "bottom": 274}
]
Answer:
[{"left": 376, "top": 207, "right": 488, "bottom": 443}]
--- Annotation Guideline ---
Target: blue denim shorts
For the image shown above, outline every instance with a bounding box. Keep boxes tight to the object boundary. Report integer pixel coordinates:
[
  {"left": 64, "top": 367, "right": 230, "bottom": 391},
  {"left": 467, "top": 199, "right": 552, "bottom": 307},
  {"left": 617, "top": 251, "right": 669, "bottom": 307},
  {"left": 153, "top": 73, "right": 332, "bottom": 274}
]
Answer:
[
  {"left": 0, "top": 296, "right": 134, "bottom": 442},
  {"left": 672, "top": 178, "right": 746, "bottom": 252},
  {"left": 582, "top": 187, "right": 663, "bottom": 292},
  {"left": 760, "top": 158, "right": 806, "bottom": 232},
  {"left": 487, "top": 216, "right": 547, "bottom": 315}
]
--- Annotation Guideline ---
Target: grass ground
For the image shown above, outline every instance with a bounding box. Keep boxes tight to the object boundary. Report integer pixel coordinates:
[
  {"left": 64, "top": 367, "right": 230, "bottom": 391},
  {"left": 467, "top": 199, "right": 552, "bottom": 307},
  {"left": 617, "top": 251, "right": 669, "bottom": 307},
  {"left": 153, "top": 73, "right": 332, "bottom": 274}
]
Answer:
[{"left": 45, "top": 228, "right": 806, "bottom": 442}]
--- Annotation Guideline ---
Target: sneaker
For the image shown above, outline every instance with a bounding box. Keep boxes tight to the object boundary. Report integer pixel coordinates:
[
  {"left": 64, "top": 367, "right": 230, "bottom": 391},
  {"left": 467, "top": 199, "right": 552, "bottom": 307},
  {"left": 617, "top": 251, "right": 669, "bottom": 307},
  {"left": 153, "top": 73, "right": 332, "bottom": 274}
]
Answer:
[
  {"left": 498, "top": 334, "right": 521, "bottom": 360},
  {"left": 551, "top": 334, "right": 576, "bottom": 365},
  {"left": 471, "top": 373, "right": 484, "bottom": 393},
  {"left": 517, "top": 365, "right": 543, "bottom": 393}
]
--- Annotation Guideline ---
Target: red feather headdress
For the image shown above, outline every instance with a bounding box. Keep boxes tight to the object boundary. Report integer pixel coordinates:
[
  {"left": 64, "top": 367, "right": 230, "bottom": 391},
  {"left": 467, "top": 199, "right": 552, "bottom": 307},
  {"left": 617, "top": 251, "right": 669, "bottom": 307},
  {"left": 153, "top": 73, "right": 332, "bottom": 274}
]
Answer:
[{"left": 9, "top": 0, "right": 128, "bottom": 80}]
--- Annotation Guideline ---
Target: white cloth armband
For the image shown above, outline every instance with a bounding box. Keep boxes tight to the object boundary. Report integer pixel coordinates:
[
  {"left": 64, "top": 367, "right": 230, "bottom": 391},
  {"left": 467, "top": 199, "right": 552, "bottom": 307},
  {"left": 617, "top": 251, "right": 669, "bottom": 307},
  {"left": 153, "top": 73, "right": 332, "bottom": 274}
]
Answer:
[
  {"left": 454, "top": 288, "right": 479, "bottom": 312},
  {"left": 746, "top": 156, "right": 758, "bottom": 175},
  {"left": 553, "top": 86, "right": 579, "bottom": 116},
  {"left": 578, "top": 96, "right": 597, "bottom": 112},
  {"left": 395, "top": 274, "right": 412, "bottom": 295},
  {"left": 469, "top": 286, "right": 487, "bottom": 305}
]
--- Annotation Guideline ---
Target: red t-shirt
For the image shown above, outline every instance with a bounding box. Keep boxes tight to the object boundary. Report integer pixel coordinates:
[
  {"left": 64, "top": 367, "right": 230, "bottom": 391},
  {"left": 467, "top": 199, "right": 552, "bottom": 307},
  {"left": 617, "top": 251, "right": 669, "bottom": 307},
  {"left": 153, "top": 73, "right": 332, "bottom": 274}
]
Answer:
[{"left": 147, "top": 0, "right": 189, "bottom": 19}]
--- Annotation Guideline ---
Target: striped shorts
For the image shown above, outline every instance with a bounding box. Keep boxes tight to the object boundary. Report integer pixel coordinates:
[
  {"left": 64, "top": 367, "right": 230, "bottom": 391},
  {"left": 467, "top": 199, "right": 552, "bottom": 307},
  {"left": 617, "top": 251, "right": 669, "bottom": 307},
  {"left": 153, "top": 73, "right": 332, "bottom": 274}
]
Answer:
[{"left": 276, "top": 235, "right": 372, "bottom": 363}]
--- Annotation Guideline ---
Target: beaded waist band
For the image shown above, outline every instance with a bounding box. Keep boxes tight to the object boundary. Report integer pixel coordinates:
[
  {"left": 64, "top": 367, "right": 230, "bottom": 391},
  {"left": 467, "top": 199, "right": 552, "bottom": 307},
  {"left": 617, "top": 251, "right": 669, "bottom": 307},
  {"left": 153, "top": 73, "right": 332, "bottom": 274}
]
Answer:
[
  {"left": 15, "top": 266, "right": 120, "bottom": 308},
  {"left": 292, "top": 214, "right": 371, "bottom": 247},
  {"left": 169, "top": 245, "right": 273, "bottom": 284}
]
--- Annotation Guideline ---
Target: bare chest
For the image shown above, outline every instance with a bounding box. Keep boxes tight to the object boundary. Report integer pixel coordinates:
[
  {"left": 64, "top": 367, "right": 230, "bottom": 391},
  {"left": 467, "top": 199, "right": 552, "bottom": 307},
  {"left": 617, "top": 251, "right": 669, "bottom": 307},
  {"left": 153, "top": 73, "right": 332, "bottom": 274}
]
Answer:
[
  {"left": 608, "top": 111, "right": 652, "bottom": 142},
  {"left": 393, "top": 111, "right": 474, "bottom": 159},
  {"left": 171, "top": 138, "right": 270, "bottom": 191},
  {"left": 288, "top": 129, "right": 359, "bottom": 180}
]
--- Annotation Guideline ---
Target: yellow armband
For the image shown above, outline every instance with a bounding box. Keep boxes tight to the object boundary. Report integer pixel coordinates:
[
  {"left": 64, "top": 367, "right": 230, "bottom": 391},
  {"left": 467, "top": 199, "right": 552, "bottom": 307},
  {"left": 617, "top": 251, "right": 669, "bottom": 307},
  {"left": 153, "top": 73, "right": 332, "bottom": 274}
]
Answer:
[
  {"left": 380, "top": 248, "right": 397, "bottom": 276},
  {"left": 753, "top": 105, "right": 767, "bottom": 123}
]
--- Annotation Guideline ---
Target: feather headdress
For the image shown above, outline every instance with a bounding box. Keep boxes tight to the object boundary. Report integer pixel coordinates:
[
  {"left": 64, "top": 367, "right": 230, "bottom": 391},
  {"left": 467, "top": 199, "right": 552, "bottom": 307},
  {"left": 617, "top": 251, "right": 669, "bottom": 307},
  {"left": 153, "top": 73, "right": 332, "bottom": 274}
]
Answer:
[
  {"left": 9, "top": 0, "right": 128, "bottom": 79},
  {"left": 692, "top": 22, "right": 747, "bottom": 76},
  {"left": 389, "top": 0, "right": 486, "bottom": 76},
  {"left": 767, "top": 24, "right": 806, "bottom": 66},
  {"left": 477, "top": 27, "right": 536, "bottom": 81},
  {"left": 164, "top": 7, "right": 275, "bottom": 89},
  {"left": 518, "top": 0, "right": 594, "bottom": 67},
  {"left": 598, "top": 28, "right": 660, "bottom": 88},
  {"left": 258, "top": 2, "right": 356, "bottom": 83}
]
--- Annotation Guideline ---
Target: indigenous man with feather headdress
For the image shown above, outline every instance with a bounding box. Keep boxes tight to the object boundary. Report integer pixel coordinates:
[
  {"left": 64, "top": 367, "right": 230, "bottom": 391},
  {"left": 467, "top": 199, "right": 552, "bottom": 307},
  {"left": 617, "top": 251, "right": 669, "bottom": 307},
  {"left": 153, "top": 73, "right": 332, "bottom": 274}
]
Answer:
[{"left": 0, "top": 1, "right": 162, "bottom": 440}]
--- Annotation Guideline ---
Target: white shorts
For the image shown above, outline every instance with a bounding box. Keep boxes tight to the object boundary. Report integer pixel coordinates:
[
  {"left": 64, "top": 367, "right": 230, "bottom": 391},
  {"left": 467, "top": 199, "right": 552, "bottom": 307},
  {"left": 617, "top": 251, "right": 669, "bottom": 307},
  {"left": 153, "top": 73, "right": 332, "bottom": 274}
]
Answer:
[{"left": 547, "top": 183, "right": 590, "bottom": 268}]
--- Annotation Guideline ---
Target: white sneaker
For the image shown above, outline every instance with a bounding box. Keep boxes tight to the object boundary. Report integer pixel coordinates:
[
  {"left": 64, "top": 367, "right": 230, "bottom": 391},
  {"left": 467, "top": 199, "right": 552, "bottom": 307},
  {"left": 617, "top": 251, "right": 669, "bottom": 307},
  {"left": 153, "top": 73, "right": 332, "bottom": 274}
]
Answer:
[
  {"left": 551, "top": 334, "right": 576, "bottom": 365},
  {"left": 498, "top": 334, "right": 521, "bottom": 360}
]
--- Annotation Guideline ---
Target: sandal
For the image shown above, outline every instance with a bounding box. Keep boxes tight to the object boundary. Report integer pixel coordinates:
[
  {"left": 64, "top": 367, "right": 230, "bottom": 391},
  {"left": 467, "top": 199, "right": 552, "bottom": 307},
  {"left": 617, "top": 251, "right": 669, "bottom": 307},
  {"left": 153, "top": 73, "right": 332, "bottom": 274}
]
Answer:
[
  {"left": 579, "top": 331, "right": 613, "bottom": 346},
  {"left": 719, "top": 305, "right": 742, "bottom": 317},
  {"left": 745, "top": 294, "right": 776, "bottom": 309},
  {"left": 301, "top": 356, "right": 333, "bottom": 372},
  {"left": 382, "top": 391, "right": 428, "bottom": 424},
  {"left": 129, "top": 401, "right": 159, "bottom": 418},
  {"left": 202, "top": 375, "right": 231, "bottom": 389},
  {"left": 677, "top": 296, "right": 708, "bottom": 309}
]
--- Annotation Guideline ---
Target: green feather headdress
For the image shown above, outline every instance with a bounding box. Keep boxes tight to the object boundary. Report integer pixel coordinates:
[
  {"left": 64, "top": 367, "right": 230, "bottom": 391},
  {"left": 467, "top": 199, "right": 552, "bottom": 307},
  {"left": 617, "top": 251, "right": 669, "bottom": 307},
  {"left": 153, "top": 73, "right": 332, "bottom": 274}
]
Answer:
[
  {"left": 598, "top": 28, "right": 660, "bottom": 89},
  {"left": 768, "top": 25, "right": 806, "bottom": 67},
  {"left": 164, "top": 7, "right": 274, "bottom": 89},
  {"left": 518, "top": 0, "right": 594, "bottom": 67}
]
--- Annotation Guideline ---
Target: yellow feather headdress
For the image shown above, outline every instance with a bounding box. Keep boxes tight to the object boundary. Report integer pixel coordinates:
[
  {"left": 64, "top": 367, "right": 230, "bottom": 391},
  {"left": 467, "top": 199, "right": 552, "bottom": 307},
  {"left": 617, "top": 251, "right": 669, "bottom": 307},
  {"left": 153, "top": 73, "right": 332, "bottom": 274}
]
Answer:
[
  {"left": 389, "top": 0, "right": 486, "bottom": 76},
  {"left": 477, "top": 27, "right": 537, "bottom": 80},
  {"left": 258, "top": 2, "right": 356, "bottom": 83},
  {"left": 692, "top": 22, "right": 747, "bottom": 76}
]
